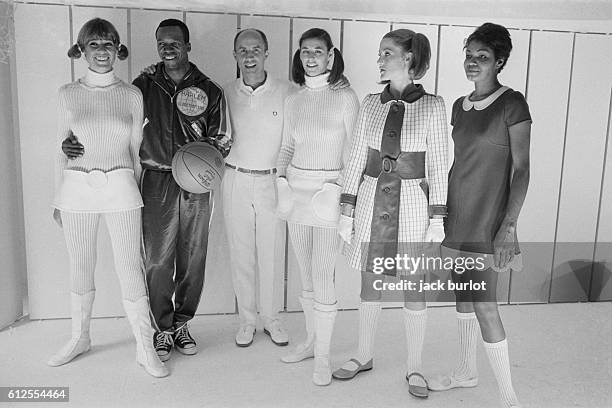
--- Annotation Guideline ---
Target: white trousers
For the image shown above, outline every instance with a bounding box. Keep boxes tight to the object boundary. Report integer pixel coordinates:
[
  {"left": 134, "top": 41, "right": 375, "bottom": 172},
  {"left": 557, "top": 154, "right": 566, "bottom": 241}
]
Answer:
[{"left": 222, "top": 168, "right": 282, "bottom": 326}]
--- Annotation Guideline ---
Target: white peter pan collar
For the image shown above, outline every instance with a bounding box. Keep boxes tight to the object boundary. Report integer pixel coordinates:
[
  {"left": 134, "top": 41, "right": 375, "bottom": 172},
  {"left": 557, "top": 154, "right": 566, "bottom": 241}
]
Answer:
[{"left": 462, "top": 86, "right": 510, "bottom": 111}]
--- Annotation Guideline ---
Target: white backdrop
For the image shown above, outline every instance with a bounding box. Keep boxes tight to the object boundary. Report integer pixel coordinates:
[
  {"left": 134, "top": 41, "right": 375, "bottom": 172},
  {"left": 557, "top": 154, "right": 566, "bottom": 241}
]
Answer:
[{"left": 8, "top": 2, "right": 612, "bottom": 319}]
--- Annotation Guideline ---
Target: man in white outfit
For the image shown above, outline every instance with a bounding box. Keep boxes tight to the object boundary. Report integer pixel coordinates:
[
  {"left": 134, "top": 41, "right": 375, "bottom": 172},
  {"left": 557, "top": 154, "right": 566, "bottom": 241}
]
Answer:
[{"left": 222, "top": 29, "right": 294, "bottom": 347}]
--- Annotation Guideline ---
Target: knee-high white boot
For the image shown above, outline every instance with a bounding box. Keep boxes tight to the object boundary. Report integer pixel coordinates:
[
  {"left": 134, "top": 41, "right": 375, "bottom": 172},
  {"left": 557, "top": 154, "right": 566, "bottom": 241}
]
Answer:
[
  {"left": 123, "top": 297, "right": 169, "bottom": 378},
  {"left": 312, "top": 302, "right": 337, "bottom": 386},
  {"left": 282, "top": 291, "right": 315, "bottom": 363},
  {"left": 48, "top": 291, "right": 95, "bottom": 367}
]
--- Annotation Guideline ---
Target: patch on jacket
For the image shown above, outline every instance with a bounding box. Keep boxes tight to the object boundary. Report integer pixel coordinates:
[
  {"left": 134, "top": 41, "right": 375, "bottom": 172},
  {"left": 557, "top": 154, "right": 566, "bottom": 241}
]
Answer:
[{"left": 176, "top": 86, "right": 208, "bottom": 116}]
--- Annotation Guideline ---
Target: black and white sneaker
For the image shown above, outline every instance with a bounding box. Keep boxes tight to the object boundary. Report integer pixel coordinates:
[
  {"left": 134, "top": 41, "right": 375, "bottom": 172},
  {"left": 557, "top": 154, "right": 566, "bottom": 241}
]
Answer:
[
  {"left": 174, "top": 323, "right": 197, "bottom": 355},
  {"left": 153, "top": 331, "right": 173, "bottom": 362}
]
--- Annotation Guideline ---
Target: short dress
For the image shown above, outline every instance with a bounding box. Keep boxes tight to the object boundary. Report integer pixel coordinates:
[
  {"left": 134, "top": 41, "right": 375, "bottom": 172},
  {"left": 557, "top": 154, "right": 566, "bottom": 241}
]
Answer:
[
  {"left": 276, "top": 75, "right": 360, "bottom": 228},
  {"left": 341, "top": 85, "right": 448, "bottom": 276},
  {"left": 441, "top": 86, "right": 532, "bottom": 272},
  {"left": 52, "top": 71, "right": 144, "bottom": 213}
]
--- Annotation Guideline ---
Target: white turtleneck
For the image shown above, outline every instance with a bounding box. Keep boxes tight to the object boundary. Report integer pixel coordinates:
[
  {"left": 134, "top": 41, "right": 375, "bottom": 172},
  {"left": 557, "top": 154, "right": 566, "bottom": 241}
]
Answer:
[
  {"left": 304, "top": 72, "right": 330, "bottom": 89},
  {"left": 55, "top": 69, "right": 144, "bottom": 194},
  {"left": 276, "top": 72, "right": 360, "bottom": 182}
]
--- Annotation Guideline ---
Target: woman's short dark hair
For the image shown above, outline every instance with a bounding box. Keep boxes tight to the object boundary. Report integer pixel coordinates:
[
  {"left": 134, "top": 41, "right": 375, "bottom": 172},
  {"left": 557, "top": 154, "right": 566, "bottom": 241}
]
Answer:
[
  {"left": 156, "top": 18, "right": 190, "bottom": 43},
  {"left": 382, "top": 29, "right": 431, "bottom": 80},
  {"left": 466, "top": 22, "right": 512, "bottom": 72},
  {"left": 292, "top": 28, "right": 344, "bottom": 86},
  {"left": 67, "top": 18, "right": 128, "bottom": 60}
]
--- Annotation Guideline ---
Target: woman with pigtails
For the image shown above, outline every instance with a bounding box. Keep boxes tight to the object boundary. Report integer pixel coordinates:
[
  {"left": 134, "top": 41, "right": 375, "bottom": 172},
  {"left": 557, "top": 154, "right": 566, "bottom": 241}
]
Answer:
[
  {"left": 276, "top": 28, "right": 360, "bottom": 386},
  {"left": 49, "top": 18, "right": 167, "bottom": 378}
]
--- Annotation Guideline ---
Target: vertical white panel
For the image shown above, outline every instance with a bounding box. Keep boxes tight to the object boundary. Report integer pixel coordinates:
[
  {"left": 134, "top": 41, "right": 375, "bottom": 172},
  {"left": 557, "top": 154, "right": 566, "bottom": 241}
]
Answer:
[
  {"left": 0, "top": 1, "right": 25, "bottom": 328},
  {"left": 510, "top": 31, "right": 572, "bottom": 304},
  {"left": 592, "top": 89, "right": 612, "bottom": 301},
  {"left": 186, "top": 12, "right": 237, "bottom": 86},
  {"left": 551, "top": 34, "right": 612, "bottom": 302},
  {"left": 15, "top": 4, "right": 73, "bottom": 318},
  {"left": 72, "top": 6, "right": 129, "bottom": 82},
  {"left": 343, "top": 21, "right": 391, "bottom": 103},
  {"left": 437, "top": 26, "right": 473, "bottom": 139},
  {"left": 240, "top": 16, "right": 290, "bottom": 82},
  {"left": 129, "top": 9, "right": 182, "bottom": 81},
  {"left": 499, "top": 29, "right": 530, "bottom": 95},
  {"left": 186, "top": 13, "right": 240, "bottom": 314},
  {"left": 391, "top": 23, "right": 439, "bottom": 95}
]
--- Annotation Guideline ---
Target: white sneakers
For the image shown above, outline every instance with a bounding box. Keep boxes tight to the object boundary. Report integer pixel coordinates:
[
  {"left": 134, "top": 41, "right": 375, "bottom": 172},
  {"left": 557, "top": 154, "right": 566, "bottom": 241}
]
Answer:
[
  {"left": 235, "top": 325, "right": 256, "bottom": 347},
  {"left": 235, "top": 319, "right": 289, "bottom": 347},
  {"left": 264, "top": 319, "right": 289, "bottom": 346}
]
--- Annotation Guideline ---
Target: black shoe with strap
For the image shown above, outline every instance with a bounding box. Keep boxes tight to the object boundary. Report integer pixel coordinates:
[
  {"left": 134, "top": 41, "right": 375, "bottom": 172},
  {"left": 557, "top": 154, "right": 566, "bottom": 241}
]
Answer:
[{"left": 174, "top": 323, "right": 197, "bottom": 355}]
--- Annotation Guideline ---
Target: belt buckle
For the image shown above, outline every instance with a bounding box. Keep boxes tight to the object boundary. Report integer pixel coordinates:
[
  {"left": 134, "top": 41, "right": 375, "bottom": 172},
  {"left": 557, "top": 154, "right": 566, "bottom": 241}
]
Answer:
[
  {"left": 86, "top": 170, "right": 108, "bottom": 189},
  {"left": 381, "top": 157, "right": 395, "bottom": 173}
]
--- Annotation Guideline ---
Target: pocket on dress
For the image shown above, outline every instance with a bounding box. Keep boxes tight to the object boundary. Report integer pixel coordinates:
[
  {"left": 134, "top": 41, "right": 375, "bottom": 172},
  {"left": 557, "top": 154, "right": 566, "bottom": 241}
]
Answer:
[{"left": 311, "top": 182, "right": 342, "bottom": 223}]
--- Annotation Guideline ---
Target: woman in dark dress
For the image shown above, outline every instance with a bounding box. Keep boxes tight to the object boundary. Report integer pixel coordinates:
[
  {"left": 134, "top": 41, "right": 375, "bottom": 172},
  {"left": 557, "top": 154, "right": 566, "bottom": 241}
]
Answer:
[{"left": 429, "top": 23, "right": 531, "bottom": 408}]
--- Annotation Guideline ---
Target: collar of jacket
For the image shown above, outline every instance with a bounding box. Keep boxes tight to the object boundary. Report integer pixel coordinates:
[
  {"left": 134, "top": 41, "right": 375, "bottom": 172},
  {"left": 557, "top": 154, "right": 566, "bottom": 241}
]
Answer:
[
  {"left": 380, "top": 83, "right": 425, "bottom": 104},
  {"left": 150, "top": 61, "right": 207, "bottom": 92}
]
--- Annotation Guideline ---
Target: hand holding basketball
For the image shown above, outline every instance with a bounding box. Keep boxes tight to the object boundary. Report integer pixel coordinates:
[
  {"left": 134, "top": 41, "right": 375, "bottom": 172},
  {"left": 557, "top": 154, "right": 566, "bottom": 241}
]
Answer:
[{"left": 171, "top": 142, "right": 225, "bottom": 194}]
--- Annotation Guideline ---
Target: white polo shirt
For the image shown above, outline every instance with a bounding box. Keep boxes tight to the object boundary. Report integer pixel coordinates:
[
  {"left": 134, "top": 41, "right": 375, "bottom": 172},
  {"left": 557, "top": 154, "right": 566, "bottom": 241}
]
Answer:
[{"left": 223, "top": 75, "right": 297, "bottom": 171}]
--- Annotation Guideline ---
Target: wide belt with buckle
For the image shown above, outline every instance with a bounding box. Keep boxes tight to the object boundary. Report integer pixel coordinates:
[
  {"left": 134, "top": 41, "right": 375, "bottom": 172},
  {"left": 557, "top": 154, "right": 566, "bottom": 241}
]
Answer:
[
  {"left": 364, "top": 148, "right": 425, "bottom": 179},
  {"left": 225, "top": 163, "right": 277, "bottom": 175}
]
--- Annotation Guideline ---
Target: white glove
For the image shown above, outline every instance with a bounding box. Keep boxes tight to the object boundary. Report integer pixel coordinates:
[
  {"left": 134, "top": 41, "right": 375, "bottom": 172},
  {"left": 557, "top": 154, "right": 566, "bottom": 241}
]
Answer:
[
  {"left": 338, "top": 214, "right": 354, "bottom": 244},
  {"left": 425, "top": 218, "right": 444, "bottom": 243},
  {"left": 312, "top": 182, "right": 342, "bottom": 222},
  {"left": 276, "top": 177, "right": 294, "bottom": 218}
]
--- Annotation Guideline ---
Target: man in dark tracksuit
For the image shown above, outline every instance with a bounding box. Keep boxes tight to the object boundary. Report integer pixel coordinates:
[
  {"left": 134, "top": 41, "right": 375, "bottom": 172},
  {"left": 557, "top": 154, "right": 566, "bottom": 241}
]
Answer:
[
  {"left": 62, "top": 18, "right": 232, "bottom": 362},
  {"left": 133, "top": 19, "right": 232, "bottom": 362}
]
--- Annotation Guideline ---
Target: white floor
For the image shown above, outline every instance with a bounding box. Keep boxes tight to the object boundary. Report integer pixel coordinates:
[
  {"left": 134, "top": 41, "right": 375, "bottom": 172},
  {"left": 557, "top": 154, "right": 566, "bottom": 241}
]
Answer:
[{"left": 1, "top": 302, "right": 611, "bottom": 408}]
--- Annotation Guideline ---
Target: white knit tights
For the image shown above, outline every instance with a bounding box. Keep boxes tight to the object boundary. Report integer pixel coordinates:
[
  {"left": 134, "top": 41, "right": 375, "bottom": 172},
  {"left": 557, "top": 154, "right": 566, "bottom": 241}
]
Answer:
[
  {"left": 62, "top": 209, "right": 147, "bottom": 301},
  {"left": 288, "top": 223, "right": 339, "bottom": 305}
]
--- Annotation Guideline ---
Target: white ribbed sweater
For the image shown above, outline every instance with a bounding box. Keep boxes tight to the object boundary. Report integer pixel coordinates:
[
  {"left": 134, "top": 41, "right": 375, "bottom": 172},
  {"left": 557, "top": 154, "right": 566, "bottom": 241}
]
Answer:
[
  {"left": 55, "top": 69, "right": 144, "bottom": 193},
  {"left": 276, "top": 73, "right": 360, "bottom": 182}
]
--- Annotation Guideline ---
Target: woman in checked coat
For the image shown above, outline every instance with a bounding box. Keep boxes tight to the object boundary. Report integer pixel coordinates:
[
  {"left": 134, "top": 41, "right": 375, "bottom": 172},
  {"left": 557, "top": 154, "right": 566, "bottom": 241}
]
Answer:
[{"left": 333, "top": 29, "right": 448, "bottom": 397}]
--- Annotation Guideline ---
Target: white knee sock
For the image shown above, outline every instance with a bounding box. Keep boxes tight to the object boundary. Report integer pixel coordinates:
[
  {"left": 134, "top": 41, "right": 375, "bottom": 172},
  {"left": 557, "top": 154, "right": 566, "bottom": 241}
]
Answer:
[
  {"left": 454, "top": 311, "right": 479, "bottom": 380},
  {"left": 403, "top": 307, "right": 427, "bottom": 375},
  {"left": 356, "top": 301, "right": 381, "bottom": 364},
  {"left": 484, "top": 338, "right": 520, "bottom": 408}
]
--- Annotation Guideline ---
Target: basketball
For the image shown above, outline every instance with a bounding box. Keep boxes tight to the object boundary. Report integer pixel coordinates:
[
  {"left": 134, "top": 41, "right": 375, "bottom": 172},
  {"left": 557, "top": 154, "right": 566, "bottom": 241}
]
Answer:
[{"left": 171, "top": 142, "right": 225, "bottom": 193}]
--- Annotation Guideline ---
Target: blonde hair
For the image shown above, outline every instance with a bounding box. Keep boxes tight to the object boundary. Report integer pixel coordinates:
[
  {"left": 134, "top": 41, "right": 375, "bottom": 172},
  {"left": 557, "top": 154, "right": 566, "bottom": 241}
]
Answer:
[
  {"left": 382, "top": 29, "right": 431, "bottom": 80},
  {"left": 67, "top": 18, "right": 128, "bottom": 60}
]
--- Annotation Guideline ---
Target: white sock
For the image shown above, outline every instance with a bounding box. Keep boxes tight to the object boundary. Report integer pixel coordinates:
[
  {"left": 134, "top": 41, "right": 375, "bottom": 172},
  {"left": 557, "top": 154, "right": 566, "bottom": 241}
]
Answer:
[
  {"left": 403, "top": 308, "right": 427, "bottom": 375},
  {"left": 484, "top": 338, "right": 520, "bottom": 408},
  {"left": 454, "top": 311, "right": 479, "bottom": 380},
  {"left": 355, "top": 301, "right": 381, "bottom": 364}
]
